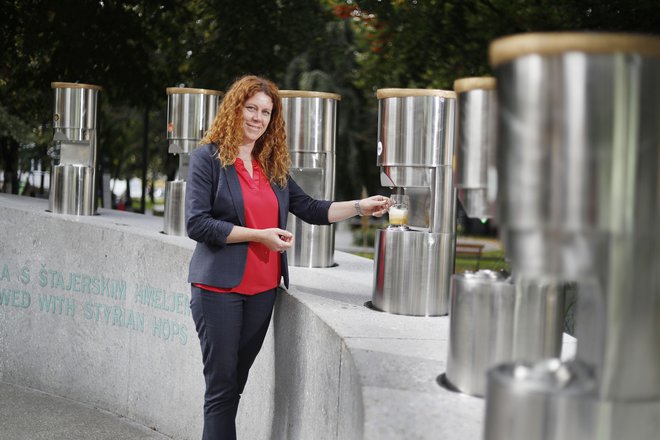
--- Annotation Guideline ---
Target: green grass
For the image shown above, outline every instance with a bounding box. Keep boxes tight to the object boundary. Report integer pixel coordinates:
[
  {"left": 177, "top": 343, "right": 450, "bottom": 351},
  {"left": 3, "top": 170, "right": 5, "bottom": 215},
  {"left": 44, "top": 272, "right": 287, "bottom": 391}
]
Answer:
[
  {"left": 349, "top": 248, "right": 509, "bottom": 274},
  {"left": 455, "top": 249, "right": 509, "bottom": 274},
  {"left": 349, "top": 227, "right": 510, "bottom": 273},
  {"left": 128, "top": 198, "right": 165, "bottom": 216}
]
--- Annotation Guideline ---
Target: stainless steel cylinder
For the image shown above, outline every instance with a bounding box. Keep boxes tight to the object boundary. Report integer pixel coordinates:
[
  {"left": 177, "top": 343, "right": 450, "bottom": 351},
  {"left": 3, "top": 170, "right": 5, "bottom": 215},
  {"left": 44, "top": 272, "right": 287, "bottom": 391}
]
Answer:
[
  {"left": 446, "top": 272, "right": 566, "bottom": 396},
  {"left": 281, "top": 91, "right": 340, "bottom": 267},
  {"left": 446, "top": 271, "right": 514, "bottom": 396},
  {"left": 166, "top": 87, "right": 222, "bottom": 155},
  {"left": 377, "top": 89, "right": 456, "bottom": 168},
  {"left": 485, "top": 359, "right": 596, "bottom": 440},
  {"left": 49, "top": 82, "right": 101, "bottom": 216},
  {"left": 486, "top": 358, "right": 660, "bottom": 440},
  {"left": 51, "top": 82, "right": 101, "bottom": 145},
  {"left": 164, "top": 87, "right": 221, "bottom": 236},
  {"left": 372, "top": 228, "right": 454, "bottom": 316},
  {"left": 491, "top": 32, "right": 660, "bottom": 401},
  {"left": 49, "top": 164, "right": 95, "bottom": 215},
  {"left": 163, "top": 180, "right": 186, "bottom": 235},
  {"left": 373, "top": 89, "right": 458, "bottom": 316},
  {"left": 377, "top": 88, "right": 457, "bottom": 235},
  {"left": 510, "top": 277, "right": 566, "bottom": 360},
  {"left": 287, "top": 219, "right": 335, "bottom": 268},
  {"left": 430, "top": 166, "right": 456, "bottom": 234},
  {"left": 453, "top": 77, "right": 497, "bottom": 219}
]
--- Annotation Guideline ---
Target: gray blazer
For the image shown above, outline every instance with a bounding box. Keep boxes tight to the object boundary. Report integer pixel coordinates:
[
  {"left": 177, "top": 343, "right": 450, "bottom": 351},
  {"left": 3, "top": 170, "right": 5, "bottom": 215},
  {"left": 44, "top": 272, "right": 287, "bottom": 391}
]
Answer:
[{"left": 186, "top": 143, "right": 332, "bottom": 289}]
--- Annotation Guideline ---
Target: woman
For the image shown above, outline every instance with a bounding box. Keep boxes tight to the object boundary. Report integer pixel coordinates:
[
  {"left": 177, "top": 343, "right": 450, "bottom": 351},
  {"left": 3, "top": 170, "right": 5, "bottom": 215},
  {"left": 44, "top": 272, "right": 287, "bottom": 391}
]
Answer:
[{"left": 185, "top": 75, "right": 390, "bottom": 440}]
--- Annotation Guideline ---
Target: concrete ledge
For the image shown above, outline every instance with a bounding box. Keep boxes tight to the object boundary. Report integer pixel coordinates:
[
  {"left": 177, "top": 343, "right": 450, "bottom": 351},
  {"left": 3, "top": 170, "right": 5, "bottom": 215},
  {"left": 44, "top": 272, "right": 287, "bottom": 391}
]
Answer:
[
  {"left": 0, "top": 194, "right": 576, "bottom": 439},
  {"left": 0, "top": 195, "right": 202, "bottom": 439},
  {"left": 284, "top": 259, "right": 487, "bottom": 439}
]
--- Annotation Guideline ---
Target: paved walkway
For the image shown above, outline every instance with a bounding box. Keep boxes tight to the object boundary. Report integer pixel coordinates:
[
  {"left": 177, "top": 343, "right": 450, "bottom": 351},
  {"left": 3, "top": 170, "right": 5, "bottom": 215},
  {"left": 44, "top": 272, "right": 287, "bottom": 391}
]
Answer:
[{"left": 0, "top": 382, "right": 170, "bottom": 440}]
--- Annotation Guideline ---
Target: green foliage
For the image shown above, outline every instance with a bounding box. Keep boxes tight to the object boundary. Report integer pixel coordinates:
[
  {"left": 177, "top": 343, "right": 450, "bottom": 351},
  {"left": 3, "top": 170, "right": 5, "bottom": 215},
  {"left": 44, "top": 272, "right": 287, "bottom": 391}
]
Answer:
[
  {"left": 336, "top": 0, "right": 660, "bottom": 89},
  {"left": 185, "top": 0, "right": 330, "bottom": 88},
  {"left": 0, "top": 104, "right": 32, "bottom": 142},
  {"left": 0, "top": 0, "right": 189, "bottom": 193},
  {"left": 454, "top": 249, "right": 509, "bottom": 274},
  {"left": 0, "top": 0, "right": 341, "bottom": 195},
  {"left": 351, "top": 224, "right": 378, "bottom": 247},
  {"left": 2, "top": 0, "right": 660, "bottom": 198},
  {"left": 282, "top": 17, "right": 381, "bottom": 199}
]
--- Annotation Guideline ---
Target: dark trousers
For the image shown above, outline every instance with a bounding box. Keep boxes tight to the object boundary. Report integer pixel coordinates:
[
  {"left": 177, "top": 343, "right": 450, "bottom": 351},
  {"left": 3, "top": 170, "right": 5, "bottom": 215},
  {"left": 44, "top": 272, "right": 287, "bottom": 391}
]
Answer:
[{"left": 190, "top": 285, "right": 277, "bottom": 440}]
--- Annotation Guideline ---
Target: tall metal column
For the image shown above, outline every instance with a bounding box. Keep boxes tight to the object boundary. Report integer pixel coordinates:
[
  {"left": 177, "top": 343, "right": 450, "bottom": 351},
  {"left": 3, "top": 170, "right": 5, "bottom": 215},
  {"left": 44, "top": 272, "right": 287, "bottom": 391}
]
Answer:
[
  {"left": 280, "top": 90, "right": 340, "bottom": 268},
  {"left": 163, "top": 87, "right": 222, "bottom": 236},
  {"left": 49, "top": 82, "right": 102, "bottom": 215}
]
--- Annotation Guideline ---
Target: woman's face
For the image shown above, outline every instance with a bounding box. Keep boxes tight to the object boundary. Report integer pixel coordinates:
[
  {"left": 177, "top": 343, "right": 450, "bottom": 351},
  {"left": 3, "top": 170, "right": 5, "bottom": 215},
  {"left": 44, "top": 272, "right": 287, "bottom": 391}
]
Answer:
[{"left": 241, "top": 91, "right": 273, "bottom": 145}]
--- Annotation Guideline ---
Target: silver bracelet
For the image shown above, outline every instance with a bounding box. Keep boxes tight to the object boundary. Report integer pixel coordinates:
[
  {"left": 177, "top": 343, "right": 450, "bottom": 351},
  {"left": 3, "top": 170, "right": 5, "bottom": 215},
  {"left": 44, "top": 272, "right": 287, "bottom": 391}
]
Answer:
[{"left": 354, "top": 200, "right": 364, "bottom": 217}]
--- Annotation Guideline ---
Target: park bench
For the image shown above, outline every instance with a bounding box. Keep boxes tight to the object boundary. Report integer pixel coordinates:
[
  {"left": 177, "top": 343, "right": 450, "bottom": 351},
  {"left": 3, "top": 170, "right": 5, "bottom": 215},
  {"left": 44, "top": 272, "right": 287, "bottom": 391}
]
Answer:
[{"left": 455, "top": 242, "right": 486, "bottom": 270}]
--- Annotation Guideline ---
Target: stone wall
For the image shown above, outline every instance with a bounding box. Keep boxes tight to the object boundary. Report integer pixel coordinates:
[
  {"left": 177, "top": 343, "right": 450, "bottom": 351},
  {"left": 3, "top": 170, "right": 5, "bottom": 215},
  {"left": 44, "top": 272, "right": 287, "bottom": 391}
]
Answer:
[
  {"left": 0, "top": 194, "right": 372, "bottom": 440},
  {"left": 0, "top": 193, "right": 503, "bottom": 440}
]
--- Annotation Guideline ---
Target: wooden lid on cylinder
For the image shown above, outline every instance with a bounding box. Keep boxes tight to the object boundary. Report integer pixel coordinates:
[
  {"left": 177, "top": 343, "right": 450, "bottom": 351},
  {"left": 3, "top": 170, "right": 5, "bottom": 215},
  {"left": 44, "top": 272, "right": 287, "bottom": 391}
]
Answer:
[
  {"left": 51, "top": 82, "right": 102, "bottom": 91},
  {"left": 490, "top": 32, "right": 660, "bottom": 68},
  {"left": 166, "top": 87, "right": 223, "bottom": 96},
  {"left": 376, "top": 88, "right": 457, "bottom": 99},
  {"left": 453, "top": 77, "right": 496, "bottom": 94},
  {"left": 279, "top": 90, "right": 341, "bottom": 101}
]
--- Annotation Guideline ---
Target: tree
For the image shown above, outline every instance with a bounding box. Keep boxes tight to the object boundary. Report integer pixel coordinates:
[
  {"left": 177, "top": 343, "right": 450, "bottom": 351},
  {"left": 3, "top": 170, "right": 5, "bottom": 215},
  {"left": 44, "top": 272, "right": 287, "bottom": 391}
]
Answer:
[
  {"left": 282, "top": 13, "right": 383, "bottom": 199},
  {"left": 321, "top": 0, "right": 660, "bottom": 200},
  {"left": 0, "top": 0, "right": 190, "bottom": 204},
  {"left": 332, "top": 0, "right": 660, "bottom": 90},
  {"left": 181, "top": 0, "right": 329, "bottom": 89},
  {"left": 0, "top": 0, "right": 336, "bottom": 202},
  {"left": 3, "top": 0, "right": 659, "bottom": 202}
]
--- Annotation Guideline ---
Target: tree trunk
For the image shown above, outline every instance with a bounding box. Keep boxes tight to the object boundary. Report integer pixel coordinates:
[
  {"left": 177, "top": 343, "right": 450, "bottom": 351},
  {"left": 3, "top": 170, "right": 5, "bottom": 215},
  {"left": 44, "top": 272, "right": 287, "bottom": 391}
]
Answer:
[
  {"left": 0, "top": 137, "right": 19, "bottom": 194},
  {"left": 140, "top": 106, "right": 149, "bottom": 214}
]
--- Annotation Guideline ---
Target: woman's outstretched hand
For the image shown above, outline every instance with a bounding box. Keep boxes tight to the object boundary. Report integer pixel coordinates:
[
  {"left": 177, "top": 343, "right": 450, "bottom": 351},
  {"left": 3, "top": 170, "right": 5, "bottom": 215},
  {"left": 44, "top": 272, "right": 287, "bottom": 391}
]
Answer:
[
  {"left": 327, "top": 196, "right": 393, "bottom": 223},
  {"left": 358, "top": 195, "right": 392, "bottom": 217}
]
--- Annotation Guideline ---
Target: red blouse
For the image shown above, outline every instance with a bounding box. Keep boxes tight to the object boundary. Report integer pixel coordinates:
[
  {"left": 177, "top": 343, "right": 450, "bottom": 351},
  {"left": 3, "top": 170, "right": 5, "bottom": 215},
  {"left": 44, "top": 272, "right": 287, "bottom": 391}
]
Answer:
[{"left": 194, "top": 158, "right": 281, "bottom": 295}]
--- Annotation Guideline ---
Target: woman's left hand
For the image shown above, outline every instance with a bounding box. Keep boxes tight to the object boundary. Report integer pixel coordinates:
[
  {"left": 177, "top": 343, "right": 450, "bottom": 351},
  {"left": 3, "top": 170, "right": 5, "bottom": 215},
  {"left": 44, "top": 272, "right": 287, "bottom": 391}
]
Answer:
[{"left": 359, "top": 195, "right": 392, "bottom": 217}]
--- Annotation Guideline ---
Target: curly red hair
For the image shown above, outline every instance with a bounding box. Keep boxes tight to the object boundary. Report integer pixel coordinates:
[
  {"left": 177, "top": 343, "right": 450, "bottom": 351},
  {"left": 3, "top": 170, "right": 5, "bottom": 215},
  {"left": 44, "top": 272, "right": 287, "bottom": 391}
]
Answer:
[{"left": 201, "top": 75, "right": 290, "bottom": 186}]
